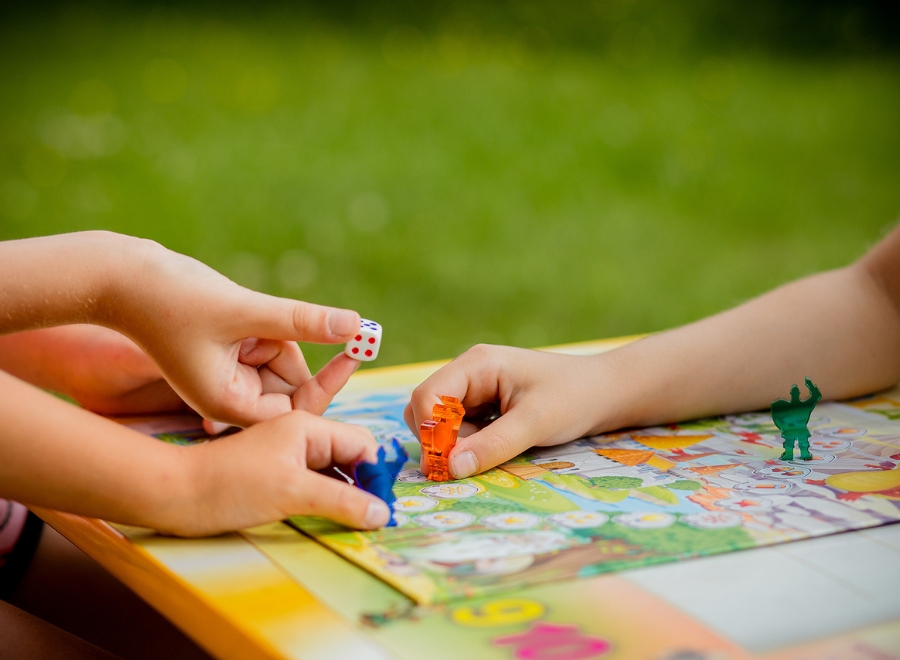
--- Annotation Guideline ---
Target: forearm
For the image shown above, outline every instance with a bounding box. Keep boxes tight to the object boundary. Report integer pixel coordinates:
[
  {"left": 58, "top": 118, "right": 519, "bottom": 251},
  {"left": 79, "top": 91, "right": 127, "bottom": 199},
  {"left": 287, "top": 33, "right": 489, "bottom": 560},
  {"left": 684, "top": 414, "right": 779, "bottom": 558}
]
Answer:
[
  {"left": 0, "top": 325, "right": 177, "bottom": 414},
  {"left": 0, "top": 369, "right": 187, "bottom": 530},
  {"left": 0, "top": 231, "right": 147, "bottom": 334},
  {"left": 599, "top": 263, "right": 900, "bottom": 431},
  {"left": 0, "top": 326, "right": 97, "bottom": 392}
]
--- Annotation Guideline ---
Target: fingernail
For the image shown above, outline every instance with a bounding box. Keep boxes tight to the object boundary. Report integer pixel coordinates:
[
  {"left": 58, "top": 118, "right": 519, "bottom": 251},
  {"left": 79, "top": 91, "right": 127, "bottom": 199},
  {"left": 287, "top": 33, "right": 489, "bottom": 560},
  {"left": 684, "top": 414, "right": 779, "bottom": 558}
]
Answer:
[
  {"left": 364, "top": 500, "right": 391, "bottom": 529},
  {"left": 239, "top": 338, "right": 259, "bottom": 355},
  {"left": 450, "top": 450, "right": 478, "bottom": 479},
  {"left": 328, "top": 310, "right": 359, "bottom": 338},
  {"left": 207, "top": 421, "right": 233, "bottom": 435}
]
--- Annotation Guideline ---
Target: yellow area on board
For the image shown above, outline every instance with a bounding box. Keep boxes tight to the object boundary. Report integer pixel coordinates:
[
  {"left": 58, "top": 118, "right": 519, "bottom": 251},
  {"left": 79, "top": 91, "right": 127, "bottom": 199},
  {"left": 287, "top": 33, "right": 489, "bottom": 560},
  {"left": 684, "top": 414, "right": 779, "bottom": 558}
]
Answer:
[
  {"left": 646, "top": 454, "right": 677, "bottom": 471},
  {"left": 826, "top": 468, "right": 900, "bottom": 495},
  {"left": 633, "top": 434, "right": 714, "bottom": 451}
]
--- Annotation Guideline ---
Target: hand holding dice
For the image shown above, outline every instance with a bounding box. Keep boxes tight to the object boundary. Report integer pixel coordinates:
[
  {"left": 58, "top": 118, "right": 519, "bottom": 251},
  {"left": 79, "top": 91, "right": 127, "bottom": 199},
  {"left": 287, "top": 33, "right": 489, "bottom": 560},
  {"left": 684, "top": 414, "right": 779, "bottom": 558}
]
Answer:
[{"left": 345, "top": 319, "right": 382, "bottom": 362}]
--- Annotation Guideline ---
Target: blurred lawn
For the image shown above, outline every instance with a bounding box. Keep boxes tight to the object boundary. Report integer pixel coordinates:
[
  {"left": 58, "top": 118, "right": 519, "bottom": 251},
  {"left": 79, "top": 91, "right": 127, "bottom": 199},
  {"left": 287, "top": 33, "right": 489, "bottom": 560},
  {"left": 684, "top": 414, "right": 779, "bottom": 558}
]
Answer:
[{"left": 1, "top": 3, "right": 898, "bottom": 369}]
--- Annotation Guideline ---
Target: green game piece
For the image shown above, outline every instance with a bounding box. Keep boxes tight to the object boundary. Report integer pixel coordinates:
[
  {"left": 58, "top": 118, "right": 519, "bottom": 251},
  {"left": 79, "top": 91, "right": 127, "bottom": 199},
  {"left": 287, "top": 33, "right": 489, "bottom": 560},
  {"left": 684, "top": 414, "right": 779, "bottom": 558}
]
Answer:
[{"left": 770, "top": 378, "right": 822, "bottom": 461}]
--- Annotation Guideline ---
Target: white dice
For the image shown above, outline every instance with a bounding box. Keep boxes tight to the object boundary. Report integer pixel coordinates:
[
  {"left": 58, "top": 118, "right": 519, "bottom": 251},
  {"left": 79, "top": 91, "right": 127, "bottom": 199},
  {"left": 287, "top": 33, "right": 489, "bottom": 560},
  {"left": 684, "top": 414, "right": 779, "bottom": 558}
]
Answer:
[{"left": 344, "top": 319, "right": 382, "bottom": 362}]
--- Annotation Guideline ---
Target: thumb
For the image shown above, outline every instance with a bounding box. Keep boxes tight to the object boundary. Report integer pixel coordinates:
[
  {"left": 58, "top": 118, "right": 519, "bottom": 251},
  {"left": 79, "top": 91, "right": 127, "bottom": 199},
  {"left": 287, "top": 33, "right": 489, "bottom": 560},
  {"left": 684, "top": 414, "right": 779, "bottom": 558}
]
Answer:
[
  {"left": 237, "top": 292, "right": 360, "bottom": 344},
  {"left": 296, "top": 472, "right": 391, "bottom": 530},
  {"left": 448, "top": 411, "right": 537, "bottom": 479},
  {"left": 293, "top": 353, "right": 361, "bottom": 415}
]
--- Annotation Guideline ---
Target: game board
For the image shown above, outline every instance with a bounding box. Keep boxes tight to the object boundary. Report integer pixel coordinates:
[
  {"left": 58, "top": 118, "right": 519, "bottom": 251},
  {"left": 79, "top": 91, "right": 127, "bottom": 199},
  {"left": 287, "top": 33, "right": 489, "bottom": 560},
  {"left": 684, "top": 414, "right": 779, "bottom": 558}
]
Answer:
[{"left": 291, "top": 383, "right": 900, "bottom": 605}]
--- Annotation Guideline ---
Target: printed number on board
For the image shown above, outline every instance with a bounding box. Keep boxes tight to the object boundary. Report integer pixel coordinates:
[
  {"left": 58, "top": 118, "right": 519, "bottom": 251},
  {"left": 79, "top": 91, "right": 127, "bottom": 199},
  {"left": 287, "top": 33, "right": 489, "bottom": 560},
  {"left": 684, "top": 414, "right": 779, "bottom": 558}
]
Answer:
[
  {"left": 451, "top": 599, "right": 544, "bottom": 628},
  {"left": 493, "top": 622, "right": 612, "bottom": 660}
]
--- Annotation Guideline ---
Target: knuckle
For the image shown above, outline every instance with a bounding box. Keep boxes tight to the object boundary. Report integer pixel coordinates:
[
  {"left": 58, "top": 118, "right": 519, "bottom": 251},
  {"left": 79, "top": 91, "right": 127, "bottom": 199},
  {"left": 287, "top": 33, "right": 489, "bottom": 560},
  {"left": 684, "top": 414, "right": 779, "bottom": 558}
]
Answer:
[
  {"left": 409, "top": 383, "right": 427, "bottom": 405},
  {"left": 333, "top": 485, "right": 359, "bottom": 516},
  {"left": 289, "top": 303, "right": 306, "bottom": 335},
  {"left": 466, "top": 343, "right": 499, "bottom": 366},
  {"left": 348, "top": 422, "right": 376, "bottom": 445},
  {"left": 309, "top": 483, "right": 362, "bottom": 522},
  {"left": 487, "top": 432, "right": 515, "bottom": 463},
  {"left": 409, "top": 382, "right": 438, "bottom": 411},
  {"left": 467, "top": 343, "right": 492, "bottom": 359},
  {"left": 290, "top": 302, "right": 325, "bottom": 336}
]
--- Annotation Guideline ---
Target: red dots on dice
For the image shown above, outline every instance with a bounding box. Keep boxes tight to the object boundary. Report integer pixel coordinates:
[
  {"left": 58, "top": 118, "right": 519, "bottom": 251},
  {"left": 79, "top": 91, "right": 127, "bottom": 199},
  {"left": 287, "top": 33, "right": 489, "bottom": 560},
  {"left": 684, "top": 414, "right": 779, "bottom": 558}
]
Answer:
[{"left": 344, "top": 318, "right": 381, "bottom": 363}]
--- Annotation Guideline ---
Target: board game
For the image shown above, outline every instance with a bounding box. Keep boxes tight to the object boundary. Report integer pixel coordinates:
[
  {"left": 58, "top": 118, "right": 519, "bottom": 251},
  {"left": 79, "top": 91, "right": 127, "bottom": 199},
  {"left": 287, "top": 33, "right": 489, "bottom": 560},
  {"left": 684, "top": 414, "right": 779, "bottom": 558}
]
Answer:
[
  {"left": 292, "top": 383, "right": 900, "bottom": 605},
  {"left": 115, "top": 342, "right": 900, "bottom": 659}
]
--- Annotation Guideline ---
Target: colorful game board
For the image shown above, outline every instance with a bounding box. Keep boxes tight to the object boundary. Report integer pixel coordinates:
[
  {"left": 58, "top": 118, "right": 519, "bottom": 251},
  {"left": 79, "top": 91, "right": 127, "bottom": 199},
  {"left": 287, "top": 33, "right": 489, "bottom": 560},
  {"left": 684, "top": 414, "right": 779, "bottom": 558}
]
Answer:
[
  {"left": 291, "top": 384, "right": 900, "bottom": 605},
  {"left": 112, "top": 347, "right": 900, "bottom": 659}
]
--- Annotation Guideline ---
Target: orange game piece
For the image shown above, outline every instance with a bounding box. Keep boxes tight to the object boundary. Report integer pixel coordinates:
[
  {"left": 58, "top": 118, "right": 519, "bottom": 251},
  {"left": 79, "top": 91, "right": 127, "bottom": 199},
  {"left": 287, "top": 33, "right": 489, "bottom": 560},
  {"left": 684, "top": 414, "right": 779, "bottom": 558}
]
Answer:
[{"left": 420, "top": 396, "right": 465, "bottom": 481}]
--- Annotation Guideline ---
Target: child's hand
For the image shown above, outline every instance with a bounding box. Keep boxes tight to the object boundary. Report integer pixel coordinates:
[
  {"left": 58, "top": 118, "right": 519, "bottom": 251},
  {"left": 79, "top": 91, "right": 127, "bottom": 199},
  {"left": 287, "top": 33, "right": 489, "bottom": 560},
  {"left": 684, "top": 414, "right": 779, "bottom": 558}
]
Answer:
[
  {"left": 166, "top": 410, "right": 391, "bottom": 536},
  {"left": 405, "top": 345, "right": 614, "bottom": 479},
  {"left": 109, "top": 239, "right": 362, "bottom": 428},
  {"left": 0, "top": 365, "right": 391, "bottom": 536}
]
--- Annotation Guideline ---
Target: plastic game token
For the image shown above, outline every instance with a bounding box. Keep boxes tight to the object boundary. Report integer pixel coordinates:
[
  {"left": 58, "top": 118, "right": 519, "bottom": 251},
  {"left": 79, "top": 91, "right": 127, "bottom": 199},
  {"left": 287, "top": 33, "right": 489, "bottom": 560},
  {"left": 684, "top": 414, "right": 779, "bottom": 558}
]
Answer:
[
  {"left": 352, "top": 438, "right": 408, "bottom": 527},
  {"left": 771, "top": 378, "right": 821, "bottom": 461},
  {"left": 420, "top": 396, "right": 465, "bottom": 482}
]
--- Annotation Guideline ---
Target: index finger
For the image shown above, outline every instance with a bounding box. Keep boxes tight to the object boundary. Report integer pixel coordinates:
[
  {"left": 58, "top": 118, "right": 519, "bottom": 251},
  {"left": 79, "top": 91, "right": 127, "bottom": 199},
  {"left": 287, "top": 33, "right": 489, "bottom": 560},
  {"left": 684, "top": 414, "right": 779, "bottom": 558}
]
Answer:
[
  {"left": 234, "top": 291, "right": 361, "bottom": 345},
  {"left": 299, "top": 413, "right": 380, "bottom": 469}
]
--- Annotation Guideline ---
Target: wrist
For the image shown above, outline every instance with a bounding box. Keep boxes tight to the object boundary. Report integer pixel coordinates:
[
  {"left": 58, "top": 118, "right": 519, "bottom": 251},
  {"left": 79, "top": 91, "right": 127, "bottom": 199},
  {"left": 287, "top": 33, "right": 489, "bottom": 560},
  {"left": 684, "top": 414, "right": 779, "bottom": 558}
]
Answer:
[
  {"left": 583, "top": 348, "right": 642, "bottom": 435},
  {"left": 135, "top": 442, "right": 197, "bottom": 534},
  {"left": 93, "top": 234, "right": 167, "bottom": 332},
  {"left": 74, "top": 231, "right": 140, "bottom": 325},
  {"left": 150, "top": 439, "right": 232, "bottom": 537}
]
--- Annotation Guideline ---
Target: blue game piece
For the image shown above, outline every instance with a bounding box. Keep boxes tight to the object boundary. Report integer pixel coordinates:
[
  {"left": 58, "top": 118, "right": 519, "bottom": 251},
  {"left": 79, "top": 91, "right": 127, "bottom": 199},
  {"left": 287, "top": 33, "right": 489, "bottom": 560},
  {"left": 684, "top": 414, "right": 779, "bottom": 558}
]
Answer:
[{"left": 353, "top": 438, "right": 408, "bottom": 527}]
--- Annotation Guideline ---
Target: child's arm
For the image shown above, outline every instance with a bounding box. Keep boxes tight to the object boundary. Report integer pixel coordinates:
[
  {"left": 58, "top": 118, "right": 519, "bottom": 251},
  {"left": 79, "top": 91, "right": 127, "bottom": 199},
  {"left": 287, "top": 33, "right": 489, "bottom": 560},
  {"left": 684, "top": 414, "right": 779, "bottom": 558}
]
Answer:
[
  {"left": 0, "top": 231, "right": 391, "bottom": 533},
  {"left": 0, "top": 231, "right": 361, "bottom": 425},
  {"left": 406, "top": 224, "right": 900, "bottom": 479},
  {"left": 0, "top": 325, "right": 185, "bottom": 415},
  {"left": 0, "top": 369, "right": 389, "bottom": 535}
]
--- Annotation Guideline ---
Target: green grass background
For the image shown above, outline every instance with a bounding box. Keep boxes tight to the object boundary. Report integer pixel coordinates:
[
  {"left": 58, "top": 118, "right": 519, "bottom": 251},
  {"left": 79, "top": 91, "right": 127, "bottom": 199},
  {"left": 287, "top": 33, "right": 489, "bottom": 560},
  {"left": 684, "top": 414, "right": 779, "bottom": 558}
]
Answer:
[{"left": 1, "top": 2, "right": 898, "bottom": 368}]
